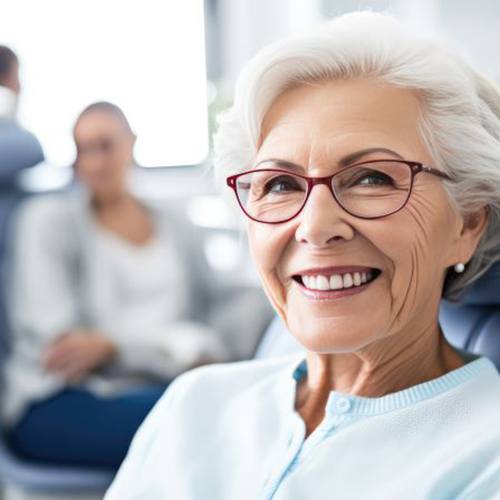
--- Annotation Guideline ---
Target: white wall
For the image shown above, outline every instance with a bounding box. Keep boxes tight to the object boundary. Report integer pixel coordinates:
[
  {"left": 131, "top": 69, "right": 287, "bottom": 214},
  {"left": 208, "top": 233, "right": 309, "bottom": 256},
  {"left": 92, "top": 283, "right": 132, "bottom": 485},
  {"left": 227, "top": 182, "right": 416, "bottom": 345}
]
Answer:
[{"left": 0, "top": 0, "right": 209, "bottom": 168}]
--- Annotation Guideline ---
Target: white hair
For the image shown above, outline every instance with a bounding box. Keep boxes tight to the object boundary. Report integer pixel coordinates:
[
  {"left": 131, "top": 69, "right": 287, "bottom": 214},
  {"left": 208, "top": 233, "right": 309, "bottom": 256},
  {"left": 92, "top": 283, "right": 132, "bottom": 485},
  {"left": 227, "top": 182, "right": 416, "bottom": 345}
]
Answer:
[{"left": 213, "top": 11, "right": 500, "bottom": 301}]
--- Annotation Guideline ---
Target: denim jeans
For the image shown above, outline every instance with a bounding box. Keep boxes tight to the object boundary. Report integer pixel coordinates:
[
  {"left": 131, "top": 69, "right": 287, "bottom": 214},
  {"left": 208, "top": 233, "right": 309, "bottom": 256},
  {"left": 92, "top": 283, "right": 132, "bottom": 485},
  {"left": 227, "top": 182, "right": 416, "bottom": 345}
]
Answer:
[{"left": 6, "top": 385, "right": 167, "bottom": 469}]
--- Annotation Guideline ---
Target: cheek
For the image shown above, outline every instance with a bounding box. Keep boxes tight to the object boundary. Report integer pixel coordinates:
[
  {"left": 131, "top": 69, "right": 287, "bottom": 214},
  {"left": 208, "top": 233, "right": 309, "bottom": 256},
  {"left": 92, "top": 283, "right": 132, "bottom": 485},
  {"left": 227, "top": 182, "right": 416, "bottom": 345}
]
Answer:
[
  {"left": 100, "top": 156, "right": 127, "bottom": 186},
  {"left": 108, "top": 153, "right": 127, "bottom": 171},
  {"left": 380, "top": 188, "right": 457, "bottom": 317},
  {"left": 77, "top": 165, "right": 100, "bottom": 187},
  {"left": 117, "top": 146, "right": 134, "bottom": 166},
  {"left": 248, "top": 222, "right": 295, "bottom": 314}
]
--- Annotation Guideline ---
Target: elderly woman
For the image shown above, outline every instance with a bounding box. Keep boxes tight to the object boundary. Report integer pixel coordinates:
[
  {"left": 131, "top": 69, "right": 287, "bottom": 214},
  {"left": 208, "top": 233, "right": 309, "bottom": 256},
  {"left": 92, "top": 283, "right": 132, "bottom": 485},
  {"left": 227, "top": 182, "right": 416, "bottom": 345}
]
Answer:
[{"left": 105, "top": 12, "right": 500, "bottom": 499}]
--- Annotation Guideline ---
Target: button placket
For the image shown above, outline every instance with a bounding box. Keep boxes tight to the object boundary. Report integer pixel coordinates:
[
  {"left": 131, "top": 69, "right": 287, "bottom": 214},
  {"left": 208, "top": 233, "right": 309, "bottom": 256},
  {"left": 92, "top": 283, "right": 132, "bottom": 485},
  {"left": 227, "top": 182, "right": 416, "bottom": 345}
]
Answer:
[
  {"left": 335, "top": 397, "right": 352, "bottom": 414},
  {"left": 262, "top": 419, "right": 306, "bottom": 499}
]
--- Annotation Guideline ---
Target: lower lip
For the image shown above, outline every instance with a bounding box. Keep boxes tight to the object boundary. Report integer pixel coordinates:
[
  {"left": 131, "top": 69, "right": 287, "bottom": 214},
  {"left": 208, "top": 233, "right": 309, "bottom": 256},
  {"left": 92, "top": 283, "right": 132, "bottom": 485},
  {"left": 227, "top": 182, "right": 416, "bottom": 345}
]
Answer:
[{"left": 295, "top": 276, "right": 377, "bottom": 301}]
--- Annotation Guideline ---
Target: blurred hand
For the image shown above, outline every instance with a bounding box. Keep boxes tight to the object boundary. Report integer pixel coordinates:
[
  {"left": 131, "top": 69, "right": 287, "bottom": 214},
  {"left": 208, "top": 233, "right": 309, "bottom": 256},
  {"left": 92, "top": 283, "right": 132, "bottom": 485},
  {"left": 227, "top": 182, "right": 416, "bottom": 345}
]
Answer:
[
  {"left": 189, "top": 355, "right": 218, "bottom": 370},
  {"left": 43, "top": 330, "right": 116, "bottom": 383}
]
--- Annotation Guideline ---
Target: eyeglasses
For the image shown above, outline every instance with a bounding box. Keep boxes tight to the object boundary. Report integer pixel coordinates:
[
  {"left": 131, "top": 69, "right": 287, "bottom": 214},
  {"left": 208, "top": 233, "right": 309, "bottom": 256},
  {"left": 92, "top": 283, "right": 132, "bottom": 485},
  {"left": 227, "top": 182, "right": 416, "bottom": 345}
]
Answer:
[
  {"left": 226, "top": 159, "right": 451, "bottom": 224},
  {"left": 74, "top": 131, "right": 131, "bottom": 165},
  {"left": 75, "top": 137, "right": 121, "bottom": 160}
]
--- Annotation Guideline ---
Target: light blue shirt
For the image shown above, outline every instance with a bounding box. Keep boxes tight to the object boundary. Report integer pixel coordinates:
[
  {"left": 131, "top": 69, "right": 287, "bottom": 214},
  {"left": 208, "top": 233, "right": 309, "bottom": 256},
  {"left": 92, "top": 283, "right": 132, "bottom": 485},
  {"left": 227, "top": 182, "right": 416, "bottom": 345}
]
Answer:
[{"left": 106, "top": 354, "right": 500, "bottom": 499}]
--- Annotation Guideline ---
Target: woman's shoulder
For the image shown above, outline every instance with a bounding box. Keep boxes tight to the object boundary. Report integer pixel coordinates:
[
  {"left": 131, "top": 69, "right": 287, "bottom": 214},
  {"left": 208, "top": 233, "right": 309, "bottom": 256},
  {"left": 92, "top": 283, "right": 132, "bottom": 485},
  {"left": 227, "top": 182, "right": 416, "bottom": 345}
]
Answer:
[
  {"left": 184, "top": 355, "right": 302, "bottom": 384},
  {"left": 11, "top": 193, "right": 92, "bottom": 257},
  {"left": 153, "top": 355, "right": 302, "bottom": 415},
  {"left": 122, "top": 356, "right": 302, "bottom": 459},
  {"left": 16, "top": 192, "right": 85, "bottom": 228}
]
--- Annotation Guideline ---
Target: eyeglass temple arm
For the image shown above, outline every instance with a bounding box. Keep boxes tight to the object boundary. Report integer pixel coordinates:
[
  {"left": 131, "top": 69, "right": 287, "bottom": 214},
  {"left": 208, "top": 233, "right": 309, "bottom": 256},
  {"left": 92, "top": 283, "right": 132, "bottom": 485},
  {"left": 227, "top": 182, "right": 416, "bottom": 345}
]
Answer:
[{"left": 420, "top": 164, "right": 452, "bottom": 181}]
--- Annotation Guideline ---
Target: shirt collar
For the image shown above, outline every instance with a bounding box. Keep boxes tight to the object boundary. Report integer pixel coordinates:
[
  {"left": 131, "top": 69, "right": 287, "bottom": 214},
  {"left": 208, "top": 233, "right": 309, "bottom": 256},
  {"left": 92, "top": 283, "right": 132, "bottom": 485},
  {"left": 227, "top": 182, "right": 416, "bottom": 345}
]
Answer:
[{"left": 289, "top": 354, "right": 497, "bottom": 417}]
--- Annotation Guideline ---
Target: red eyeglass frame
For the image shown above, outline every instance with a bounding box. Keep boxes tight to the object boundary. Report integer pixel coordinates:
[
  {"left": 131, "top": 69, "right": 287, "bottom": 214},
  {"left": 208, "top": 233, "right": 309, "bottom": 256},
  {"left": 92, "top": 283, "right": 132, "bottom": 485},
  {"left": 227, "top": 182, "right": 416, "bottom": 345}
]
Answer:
[{"left": 226, "top": 159, "right": 452, "bottom": 224}]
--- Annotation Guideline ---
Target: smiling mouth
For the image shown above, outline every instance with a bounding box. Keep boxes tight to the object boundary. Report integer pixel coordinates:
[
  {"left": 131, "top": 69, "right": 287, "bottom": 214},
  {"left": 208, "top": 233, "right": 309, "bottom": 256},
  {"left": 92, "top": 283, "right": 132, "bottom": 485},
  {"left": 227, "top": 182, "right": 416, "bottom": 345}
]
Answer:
[{"left": 292, "top": 269, "right": 381, "bottom": 291}]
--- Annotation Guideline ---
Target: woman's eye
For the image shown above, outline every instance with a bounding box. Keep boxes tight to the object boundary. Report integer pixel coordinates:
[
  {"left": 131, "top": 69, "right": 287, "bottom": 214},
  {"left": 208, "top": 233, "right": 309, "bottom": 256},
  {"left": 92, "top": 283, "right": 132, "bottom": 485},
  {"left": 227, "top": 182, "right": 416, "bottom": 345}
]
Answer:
[
  {"left": 355, "top": 171, "right": 393, "bottom": 186},
  {"left": 265, "top": 175, "right": 303, "bottom": 193}
]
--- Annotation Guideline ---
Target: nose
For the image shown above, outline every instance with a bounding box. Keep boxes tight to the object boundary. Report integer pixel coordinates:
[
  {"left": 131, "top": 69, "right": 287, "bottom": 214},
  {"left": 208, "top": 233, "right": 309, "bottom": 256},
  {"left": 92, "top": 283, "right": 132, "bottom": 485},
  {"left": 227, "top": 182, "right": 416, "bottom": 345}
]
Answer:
[
  {"left": 77, "top": 152, "right": 108, "bottom": 178},
  {"left": 295, "top": 184, "right": 355, "bottom": 247}
]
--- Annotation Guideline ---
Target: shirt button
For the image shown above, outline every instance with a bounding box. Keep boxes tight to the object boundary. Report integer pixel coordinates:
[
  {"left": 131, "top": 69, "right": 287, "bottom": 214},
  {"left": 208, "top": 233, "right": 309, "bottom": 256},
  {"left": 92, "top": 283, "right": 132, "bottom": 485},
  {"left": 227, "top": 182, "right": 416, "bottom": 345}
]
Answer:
[{"left": 335, "top": 397, "right": 352, "bottom": 414}]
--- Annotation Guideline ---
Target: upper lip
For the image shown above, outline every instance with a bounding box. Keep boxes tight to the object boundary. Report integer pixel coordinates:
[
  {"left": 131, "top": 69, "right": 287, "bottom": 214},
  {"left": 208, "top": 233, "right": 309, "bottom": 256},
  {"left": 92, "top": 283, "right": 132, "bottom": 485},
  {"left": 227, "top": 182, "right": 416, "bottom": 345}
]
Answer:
[{"left": 291, "top": 265, "right": 379, "bottom": 277}]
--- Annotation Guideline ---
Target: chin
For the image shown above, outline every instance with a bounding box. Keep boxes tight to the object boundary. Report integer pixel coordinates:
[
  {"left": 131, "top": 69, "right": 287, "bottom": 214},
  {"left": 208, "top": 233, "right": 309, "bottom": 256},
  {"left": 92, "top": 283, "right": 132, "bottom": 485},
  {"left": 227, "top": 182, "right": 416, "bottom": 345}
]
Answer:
[
  {"left": 287, "top": 316, "right": 379, "bottom": 354},
  {"left": 93, "top": 187, "right": 122, "bottom": 203}
]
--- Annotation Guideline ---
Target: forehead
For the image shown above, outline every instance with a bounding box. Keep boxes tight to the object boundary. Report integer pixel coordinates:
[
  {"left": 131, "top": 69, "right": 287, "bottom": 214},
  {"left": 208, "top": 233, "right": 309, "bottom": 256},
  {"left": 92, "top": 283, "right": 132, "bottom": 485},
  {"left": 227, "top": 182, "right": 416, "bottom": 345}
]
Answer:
[
  {"left": 74, "top": 111, "right": 126, "bottom": 142},
  {"left": 257, "top": 79, "right": 428, "bottom": 168}
]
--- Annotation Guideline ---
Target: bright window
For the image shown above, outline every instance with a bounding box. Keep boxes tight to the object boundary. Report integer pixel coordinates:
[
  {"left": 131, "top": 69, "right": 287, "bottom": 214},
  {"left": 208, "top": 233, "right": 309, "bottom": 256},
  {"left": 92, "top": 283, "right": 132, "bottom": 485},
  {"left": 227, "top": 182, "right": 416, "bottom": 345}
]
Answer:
[{"left": 0, "top": 0, "right": 208, "bottom": 167}]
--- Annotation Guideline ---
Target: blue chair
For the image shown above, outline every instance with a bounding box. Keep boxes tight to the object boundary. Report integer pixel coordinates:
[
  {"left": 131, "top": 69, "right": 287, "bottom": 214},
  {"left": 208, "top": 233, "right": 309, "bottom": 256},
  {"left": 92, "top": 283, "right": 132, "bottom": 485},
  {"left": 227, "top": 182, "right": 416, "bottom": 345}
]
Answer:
[
  {"left": 0, "top": 438, "right": 113, "bottom": 495},
  {"left": 440, "top": 263, "right": 500, "bottom": 369},
  {"left": 256, "top": 263, "right": 500, "bottom": 370},
  {"left": 0, "top": 131, "right": 115, "bottom": 495},
  {"left": 0, "top": 333, "right": 114, "bottom": 496}
]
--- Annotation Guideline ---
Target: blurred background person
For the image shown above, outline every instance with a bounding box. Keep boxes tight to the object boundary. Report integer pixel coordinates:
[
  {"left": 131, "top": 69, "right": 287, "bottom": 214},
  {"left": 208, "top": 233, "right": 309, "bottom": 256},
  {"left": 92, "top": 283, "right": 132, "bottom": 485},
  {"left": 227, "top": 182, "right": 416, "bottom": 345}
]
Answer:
[
  {"left": 0, "top": 101, "right": 229, "bottom": 469},
  {"left": 0, "top": 45, "right": 44, "bottom": 177},
  {"left": 0, "top": 45, "right": 20, "bottom": 115}
]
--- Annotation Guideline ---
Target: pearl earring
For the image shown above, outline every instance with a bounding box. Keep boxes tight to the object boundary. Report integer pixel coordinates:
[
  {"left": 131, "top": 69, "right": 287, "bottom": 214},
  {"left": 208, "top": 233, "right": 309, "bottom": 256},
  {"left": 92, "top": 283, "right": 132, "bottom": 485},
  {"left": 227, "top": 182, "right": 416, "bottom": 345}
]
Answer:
[{"left": 454, "top": 262, "right": 465, "bottom": 273}]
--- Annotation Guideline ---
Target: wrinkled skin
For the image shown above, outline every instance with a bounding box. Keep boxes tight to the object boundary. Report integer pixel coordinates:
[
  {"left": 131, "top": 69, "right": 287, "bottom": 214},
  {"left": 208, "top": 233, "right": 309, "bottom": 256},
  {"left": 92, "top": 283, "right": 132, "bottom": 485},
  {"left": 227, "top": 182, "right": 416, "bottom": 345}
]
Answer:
[{"left": 247, "top": 79, "right": 487, "bottom": 434}]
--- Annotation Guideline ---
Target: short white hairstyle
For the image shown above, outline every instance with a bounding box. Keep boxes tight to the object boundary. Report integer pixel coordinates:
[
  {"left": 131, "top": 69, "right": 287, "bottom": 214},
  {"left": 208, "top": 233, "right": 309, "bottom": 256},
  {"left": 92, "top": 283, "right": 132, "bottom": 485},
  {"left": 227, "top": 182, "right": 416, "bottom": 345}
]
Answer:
[{"left": 213, "top": 11, "right": 500, "bottom": 301}]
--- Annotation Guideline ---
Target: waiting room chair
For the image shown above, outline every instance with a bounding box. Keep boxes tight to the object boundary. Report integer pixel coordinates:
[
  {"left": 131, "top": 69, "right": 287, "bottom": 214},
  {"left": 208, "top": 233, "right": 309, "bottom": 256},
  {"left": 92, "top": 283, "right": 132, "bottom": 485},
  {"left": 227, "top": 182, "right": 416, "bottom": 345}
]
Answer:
[{"left": 0, "top": 149, "right": 115, "bottom": 495}]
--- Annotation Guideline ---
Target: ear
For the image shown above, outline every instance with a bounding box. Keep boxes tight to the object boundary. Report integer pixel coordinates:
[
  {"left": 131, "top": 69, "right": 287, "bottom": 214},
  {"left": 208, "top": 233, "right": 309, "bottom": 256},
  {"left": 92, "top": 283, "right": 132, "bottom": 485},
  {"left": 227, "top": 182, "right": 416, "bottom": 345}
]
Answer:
[{"left": 451, "top": 206, "right": 489, "bottom": 265}]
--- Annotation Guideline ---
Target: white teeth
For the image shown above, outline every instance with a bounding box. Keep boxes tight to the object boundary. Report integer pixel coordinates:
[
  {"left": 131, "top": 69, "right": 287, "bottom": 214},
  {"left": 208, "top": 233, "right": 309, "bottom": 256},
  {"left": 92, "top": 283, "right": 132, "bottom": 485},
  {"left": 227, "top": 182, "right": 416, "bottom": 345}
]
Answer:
[
  {"left": 303, "top": 276, "right": 311, "bottom": 289},
  {"left": 343, "top": 273, "right": 353, "bottom": 288},
  {"left": 316, "top": 275, "right": 330, "bottom": 290},
  {"left": 300, "top": 271, "right": 377, "bottom": 291},
  {"left": 330, "top": 275, "right": 343, "bottom": 290}
]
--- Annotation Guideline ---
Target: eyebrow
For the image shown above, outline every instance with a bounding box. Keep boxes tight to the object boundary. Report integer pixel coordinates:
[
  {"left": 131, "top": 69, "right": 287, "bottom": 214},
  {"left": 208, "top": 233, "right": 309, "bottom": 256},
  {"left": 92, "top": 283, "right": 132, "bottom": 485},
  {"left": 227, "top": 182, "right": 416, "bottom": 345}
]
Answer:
[{"left": 255, "top": 147, "right": 405, "bottom": 171}]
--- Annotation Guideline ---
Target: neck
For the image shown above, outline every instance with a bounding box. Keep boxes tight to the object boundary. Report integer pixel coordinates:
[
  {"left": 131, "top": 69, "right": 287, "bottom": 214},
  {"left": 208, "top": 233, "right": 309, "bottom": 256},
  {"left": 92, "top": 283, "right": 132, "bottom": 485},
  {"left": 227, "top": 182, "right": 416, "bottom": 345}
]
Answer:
[
  {"left": 91, "top": 191, "right": 134, "bottom": 212},
  {"left": 296, "top": 322, "right": 465, "bottom": 436},
  {"left": 305, "top": 329, "right": 463, "bottom": 397}
]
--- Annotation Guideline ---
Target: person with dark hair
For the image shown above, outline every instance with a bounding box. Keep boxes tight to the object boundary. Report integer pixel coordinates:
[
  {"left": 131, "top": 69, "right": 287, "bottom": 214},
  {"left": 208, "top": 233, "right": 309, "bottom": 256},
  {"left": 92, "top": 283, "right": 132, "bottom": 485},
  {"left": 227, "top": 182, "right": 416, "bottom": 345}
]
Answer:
[
  {"left": 1, "top": 101, "right": 235, "bottom": 469},
  {"left": 0, "top": 45, "right": 20, "bottom": 96},
  {"left": 0, "top": 45, "right": 43, "bottom": 177}
]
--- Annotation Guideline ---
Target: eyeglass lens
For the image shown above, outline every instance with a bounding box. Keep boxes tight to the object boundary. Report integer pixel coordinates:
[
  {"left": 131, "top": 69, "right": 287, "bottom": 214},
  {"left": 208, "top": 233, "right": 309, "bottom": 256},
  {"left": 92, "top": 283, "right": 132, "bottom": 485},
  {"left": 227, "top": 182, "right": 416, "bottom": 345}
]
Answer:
[{"left": 235, "top": 161, "right": 413, "bottom": 222}]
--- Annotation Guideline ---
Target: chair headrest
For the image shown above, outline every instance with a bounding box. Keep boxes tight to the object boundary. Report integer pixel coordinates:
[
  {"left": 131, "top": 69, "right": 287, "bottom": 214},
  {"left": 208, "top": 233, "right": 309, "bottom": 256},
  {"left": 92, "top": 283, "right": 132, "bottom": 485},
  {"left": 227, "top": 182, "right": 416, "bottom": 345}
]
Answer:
[{"left": 458, "top": 262, "right": 500, "bottom": 306}]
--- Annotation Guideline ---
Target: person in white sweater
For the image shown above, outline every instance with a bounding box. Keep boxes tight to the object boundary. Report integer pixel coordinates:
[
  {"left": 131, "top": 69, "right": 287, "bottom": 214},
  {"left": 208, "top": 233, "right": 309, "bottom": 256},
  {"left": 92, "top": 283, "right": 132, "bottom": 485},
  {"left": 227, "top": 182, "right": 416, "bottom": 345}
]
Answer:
[
  {"left": 1, "top": 102, "right": 239, "bottom": 469},
  {"left": 106, "top": 12, "right": 500, "bottom": 499}
]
